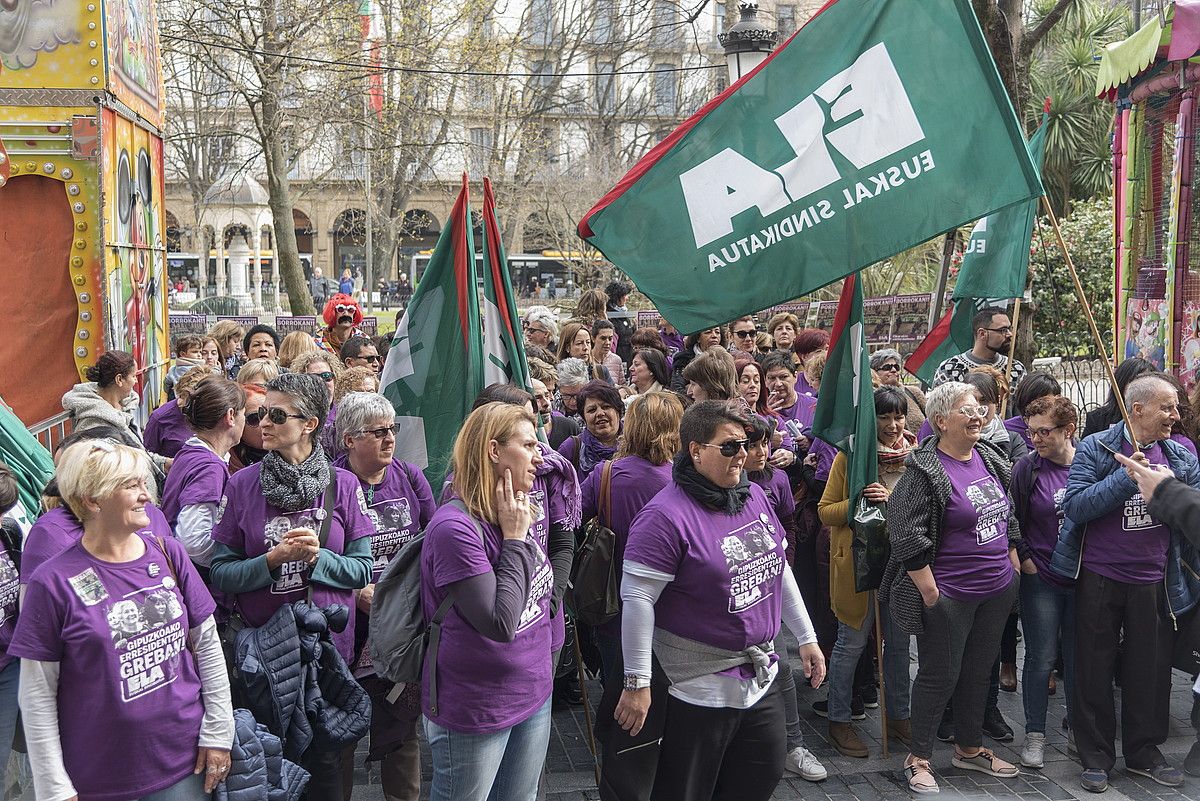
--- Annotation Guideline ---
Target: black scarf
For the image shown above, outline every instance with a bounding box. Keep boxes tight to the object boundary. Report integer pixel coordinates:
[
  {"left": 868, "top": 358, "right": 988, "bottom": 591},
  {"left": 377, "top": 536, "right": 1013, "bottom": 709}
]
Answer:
[
  {"left": 260, "top": 445, "right": 331, "bottom": 511},
  {"left": 672, "top": 453, "right": 752, "bottom": 515}
]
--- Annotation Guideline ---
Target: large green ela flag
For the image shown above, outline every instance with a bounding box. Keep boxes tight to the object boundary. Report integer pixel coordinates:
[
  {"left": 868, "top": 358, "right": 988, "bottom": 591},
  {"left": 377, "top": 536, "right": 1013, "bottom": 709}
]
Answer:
[
  {"left": 480, "top": 178, "right": 531, "bottom": 392},
  {"left": 906, "top": 110, "right": 1050, "bottom": 385},
  {"left": 578, "top": 0, "right": 1042, "bottom": 334},
  {"left": 380, "top": 175, "right": 483, "bottom": 487}
]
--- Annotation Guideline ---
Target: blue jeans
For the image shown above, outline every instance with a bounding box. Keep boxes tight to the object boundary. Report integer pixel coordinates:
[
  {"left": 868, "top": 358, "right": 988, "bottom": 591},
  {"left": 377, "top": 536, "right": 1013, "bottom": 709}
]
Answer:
[
  {"left": 138, "top": 773, "right": 207, "bottom": 801},
  {"left": 827, "top": 600, "right": 911, "bottom": 723},
  {"left": 1020, "top": 571, "right": 1075, "bottom": 734},
  {"left": 425, "top": 697, "right": 552, "bottom": 801},
  {"left": 0, "top": 660, "right": 18, "bottom": 786}
]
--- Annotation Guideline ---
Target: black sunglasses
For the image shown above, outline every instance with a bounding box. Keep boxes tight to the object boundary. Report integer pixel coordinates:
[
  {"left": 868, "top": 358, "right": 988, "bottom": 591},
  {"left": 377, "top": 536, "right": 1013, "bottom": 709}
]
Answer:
[
  {"left": 733, "top": 330, "right": 756, "bottom": 339},
  {"left": 245, "top": 411, "right": 261, "bottom": 427},
  {"left": 257, "top": 406, "right": 308, "bottom": 425},
  {"left": 877, "top": 363, "right": 901, "bottom": 372},
  {"left": 353, "top": 423, "right": 403, "bottom": 440},
  {"left": 358, "top": 355, "right": 381, "bottom": 363},
  {"left": 702, "top": 439, "right": 749, "bottom": 457}
]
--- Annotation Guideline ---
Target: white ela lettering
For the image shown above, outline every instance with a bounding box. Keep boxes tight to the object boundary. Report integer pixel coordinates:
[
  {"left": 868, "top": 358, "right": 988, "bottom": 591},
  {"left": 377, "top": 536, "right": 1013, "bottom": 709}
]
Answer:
[{"left": 680, "top": 42, "right": 925, "bottom": 249}]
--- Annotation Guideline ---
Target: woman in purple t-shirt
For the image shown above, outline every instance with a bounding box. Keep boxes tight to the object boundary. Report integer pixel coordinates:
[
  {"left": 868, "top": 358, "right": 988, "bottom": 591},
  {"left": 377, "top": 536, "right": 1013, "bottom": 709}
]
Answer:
[
  {"left": 420, "top": 403, "right": 555, "bottom": 801},
  {"left": 881, "top": 382, "right": 1021, "bottom": 793},
  {"left": 10, "top": 441, "right": 232, "bottom": 801},
  {"left": 615, "top": 401, "right": 825, "bottom": 801},
  {"left": 1011, "top": 395, "right": 1078, "bottom": 770},
  {"left": 161, "top": 377, "right": 245, "bottom": 573},
  {"left": 210, "top": 373, "right": 373, "bottom": 799},
  {"left": 333, "top": 391, "right": 436, "bottom": 801}
]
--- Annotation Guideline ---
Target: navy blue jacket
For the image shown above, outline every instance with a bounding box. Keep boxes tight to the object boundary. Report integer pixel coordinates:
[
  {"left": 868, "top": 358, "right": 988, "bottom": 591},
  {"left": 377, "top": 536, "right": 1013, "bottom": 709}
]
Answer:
[{"left": 1050, "top": 422, "right": 1200, "bottom": 622}]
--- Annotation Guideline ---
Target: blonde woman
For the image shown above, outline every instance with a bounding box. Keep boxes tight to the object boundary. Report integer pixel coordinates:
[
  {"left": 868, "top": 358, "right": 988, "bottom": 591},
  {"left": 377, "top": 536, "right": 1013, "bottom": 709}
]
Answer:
[
  {"left": 420, "top": 403, "right": 554, "bottom": 801},
  {"left": 235, "top": 357, "right": 282, "bottom": 388},
  {"left": 278, "top": 330, "right": 320, "bottom": 369},
  {"left": 12, "top": 442, "right": 233, "bottom": 801}
]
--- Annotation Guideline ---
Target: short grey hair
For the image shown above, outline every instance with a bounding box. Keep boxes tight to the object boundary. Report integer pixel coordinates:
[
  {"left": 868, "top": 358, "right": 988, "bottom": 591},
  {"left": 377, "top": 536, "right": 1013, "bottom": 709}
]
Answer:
[
  {"left": 524, "top": 306, "right": 559, "bottom": 342},
  {"left": 925, "top": 381, "right": 975, "bottom": 425},
  {"left": 336, "top": 392, "right": 395, "bottom": 443},
  {"left": 870, "top": 348, "right": 902, "bottom": 370},
  {"left": 1125, "top": 374, "right": 1174, "bottom": 408},
  {"left": 556, "top": 357, "right": 591, "bottom": 388},
  {"left": 266, "top": 373, "right": 330, "bottom": 442}
]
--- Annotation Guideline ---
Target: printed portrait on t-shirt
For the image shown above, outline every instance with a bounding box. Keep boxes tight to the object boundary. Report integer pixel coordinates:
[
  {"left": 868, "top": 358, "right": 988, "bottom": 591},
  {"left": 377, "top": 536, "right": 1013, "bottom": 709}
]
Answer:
[
  {"left": 516, "top": 543, "right": 554, "bottom": 634},
  {"left": 263, "top": 508, "right": 321, "bottom": 594},
  {"left": 725, "top": 515, "right": 785, "bottom": 613},
  {"left": 366, "top": 495, "right": 417, "bottom": 575},
  {"left": 0, "top": 551, "right": 19, "bottom": 626},
  {"left": 966, "top": 476, "right": 1008, "bottom": 545},
  {"left": 101, "top": 577, "right": 190, "bottom": 701}
]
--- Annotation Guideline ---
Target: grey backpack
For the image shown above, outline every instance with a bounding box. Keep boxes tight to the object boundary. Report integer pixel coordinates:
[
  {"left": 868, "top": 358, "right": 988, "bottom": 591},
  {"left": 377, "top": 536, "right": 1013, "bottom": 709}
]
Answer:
[{"left": 367, "top": 499, "right": 481, "bottom": 715}]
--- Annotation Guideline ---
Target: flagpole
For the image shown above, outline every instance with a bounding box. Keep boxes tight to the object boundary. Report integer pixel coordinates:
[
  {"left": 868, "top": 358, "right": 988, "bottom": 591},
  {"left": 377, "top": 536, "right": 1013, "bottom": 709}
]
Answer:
[
  {"left": 1039, "top": 197, "right": 1135, "bottom": 433},
  {"left": 999, "top": 298, "right": 1021, "bottom": 419},
  {"left": 874, "top": 592, "right": 889, "bottom": 758}
]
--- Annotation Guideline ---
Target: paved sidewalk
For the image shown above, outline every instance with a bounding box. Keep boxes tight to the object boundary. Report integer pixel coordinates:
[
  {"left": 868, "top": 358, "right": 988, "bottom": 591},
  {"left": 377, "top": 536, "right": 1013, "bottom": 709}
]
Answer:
[{"left": 348, "top": 641, "right": 1200, "bottom": 801}]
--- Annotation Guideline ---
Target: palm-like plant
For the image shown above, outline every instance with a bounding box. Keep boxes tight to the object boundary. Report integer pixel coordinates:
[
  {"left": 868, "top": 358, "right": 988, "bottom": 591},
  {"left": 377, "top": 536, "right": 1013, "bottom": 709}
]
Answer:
[{"left": 1027, "top": 0, "right": 1131, "bottom": 210}]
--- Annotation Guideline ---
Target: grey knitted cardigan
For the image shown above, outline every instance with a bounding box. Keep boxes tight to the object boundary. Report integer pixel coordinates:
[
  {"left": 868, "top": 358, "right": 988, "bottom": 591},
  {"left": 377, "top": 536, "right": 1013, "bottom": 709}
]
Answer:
[{"left": 880, "top": 435, "right": 1022, "bottom": 635}]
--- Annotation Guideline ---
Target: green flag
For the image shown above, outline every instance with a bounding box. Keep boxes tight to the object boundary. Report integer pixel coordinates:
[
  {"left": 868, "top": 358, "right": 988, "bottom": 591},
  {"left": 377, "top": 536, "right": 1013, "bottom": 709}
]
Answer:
[
  {"left": 0, "top": 401, "right": 53, "bottom": 529},
  {"left": 379, "top": 175, "right": 483, "bottom": 487},
  {"left": 904, "top": 299, "right": 977, "bottom": 386},
  {"left": 953, "top": 110, "right": 1050, "bottom": 299},
  {"left": 480, "top": 178, "right": 531, "bottom": 392},
  {"left": 811, "top": 273, "right": 886, "bottom": 591},
  {"left": 578, "top": 0, "right": 1042, "bottom": 334}
]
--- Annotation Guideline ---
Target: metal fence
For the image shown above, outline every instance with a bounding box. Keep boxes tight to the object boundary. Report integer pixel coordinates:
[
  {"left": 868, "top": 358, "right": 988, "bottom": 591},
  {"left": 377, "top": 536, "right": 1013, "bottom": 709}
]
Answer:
[
  {"left": 27, "top": 409, "right": 71, "bottom": 455},
  {"left": 1031, "top": 358, "right": 1111, "bottom": 416}
]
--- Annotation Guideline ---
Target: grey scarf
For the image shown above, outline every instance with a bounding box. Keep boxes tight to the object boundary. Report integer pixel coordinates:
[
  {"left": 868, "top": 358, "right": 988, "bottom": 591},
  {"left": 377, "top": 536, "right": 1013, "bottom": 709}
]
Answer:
[{"left": 260, "top": 446, "right": 331, "bottom": 511}]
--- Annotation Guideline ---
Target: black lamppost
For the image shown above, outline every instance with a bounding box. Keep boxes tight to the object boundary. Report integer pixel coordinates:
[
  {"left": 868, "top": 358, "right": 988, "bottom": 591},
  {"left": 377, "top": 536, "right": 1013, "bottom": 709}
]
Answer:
[{"left": 718, "top": 0, "right": 779, "bottom": 84}]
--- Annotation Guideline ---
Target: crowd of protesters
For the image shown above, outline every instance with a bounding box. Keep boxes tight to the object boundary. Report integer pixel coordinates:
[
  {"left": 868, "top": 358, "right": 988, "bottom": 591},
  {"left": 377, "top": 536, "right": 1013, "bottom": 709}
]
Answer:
[{"left": 3, "top": 289, "right": 1200, "bottom": 801}]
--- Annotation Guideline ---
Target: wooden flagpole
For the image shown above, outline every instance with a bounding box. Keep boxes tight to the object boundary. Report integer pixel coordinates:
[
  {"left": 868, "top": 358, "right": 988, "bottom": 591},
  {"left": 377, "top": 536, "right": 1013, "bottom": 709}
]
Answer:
[
  {"left": 874, "top": 592, "right": 889, "bottom": 758},
  {"left": 1039, "top": 197, "right": 1135, "bottom": 434},
  {"left": 999, "top": 298, "right": 1021, "bottom": 419}
]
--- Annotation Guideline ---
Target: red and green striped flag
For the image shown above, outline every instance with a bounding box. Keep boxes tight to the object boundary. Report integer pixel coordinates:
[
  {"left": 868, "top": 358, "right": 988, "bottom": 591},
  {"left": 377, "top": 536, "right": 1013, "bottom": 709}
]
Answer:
[
  {"left": 380, "top": 175, "right": 483, "bottom": 487},
  {"left": 480, "top": 178, "right": 531, "bottom": 392},
  {"left": 812, "top": 273, "right": 886, "bottom": 591}
]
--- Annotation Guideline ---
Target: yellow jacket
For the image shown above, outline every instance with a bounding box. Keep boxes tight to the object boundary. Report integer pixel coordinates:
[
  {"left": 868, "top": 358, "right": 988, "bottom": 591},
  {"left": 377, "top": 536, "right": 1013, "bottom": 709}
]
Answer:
[{"left": 817, "top": 452, "right": 869, "bottom": 630}]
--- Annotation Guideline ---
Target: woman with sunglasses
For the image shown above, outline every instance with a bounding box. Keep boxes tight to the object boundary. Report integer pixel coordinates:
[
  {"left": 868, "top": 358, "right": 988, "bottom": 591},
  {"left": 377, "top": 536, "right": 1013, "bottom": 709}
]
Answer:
[
  {"left": 1010, "top": 395, "right": 1078, "bottom": 770},
  {"left": 161, "top": 377, "right": 247, "bottom": 578},
  {"left": 881, "top": 381, "right": 1021, "bottom": 794},
  {"left": 229, "top": 383, "right": 270, "bottom": 472},
  {"left": 333, "top": 392, "right": 436, "bottom": 801},
  {"left": 211, "top": 373, "right": 374, "bottom": 799},
  {"left": 870, "top": 349, "right": 926, "bottom": 434},
  {"left": 615, "top": 400, "right": 825, "bottom": 801}
]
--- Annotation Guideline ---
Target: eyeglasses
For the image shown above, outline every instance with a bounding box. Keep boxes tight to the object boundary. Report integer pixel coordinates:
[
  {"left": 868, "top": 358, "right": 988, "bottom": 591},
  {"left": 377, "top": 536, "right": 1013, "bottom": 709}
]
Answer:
[
  {"left": 701, "top": 439, "right": 749, "bottom": 457},
  {"left": 877, "top": 363, "right": 901, "bottom": 372},
  {"left": 953, "top": 405, "right": 989, "bottom": 418},
  {"left": 527, "top": 327, "right": 548, "bottom": 336},
  {"left": 733, "top": 330, "right": 756, "bottom": 339},
  {"left": 984, "top": 326, "right": 1013, "bottom": 334},
  {"left": 257, "top": 406, "right": 308, "bottom": 425},
  {"left": 335, "top": 304, "right": 356, "bottom": 314},
  {"left": 314, "top": 371, "right": 334, "bottom": 383},
  {"left": 1026, "top": 424, "right": 1065, "bottom": 440},
  {"left": 353, "top": 424, "right": 402, "bottom": 440}
]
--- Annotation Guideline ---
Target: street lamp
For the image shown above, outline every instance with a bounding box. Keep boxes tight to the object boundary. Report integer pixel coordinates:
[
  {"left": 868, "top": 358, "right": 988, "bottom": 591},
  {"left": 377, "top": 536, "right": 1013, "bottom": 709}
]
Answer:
[{"left": 718, "top": 0, "right": 779, "bottom": 84}]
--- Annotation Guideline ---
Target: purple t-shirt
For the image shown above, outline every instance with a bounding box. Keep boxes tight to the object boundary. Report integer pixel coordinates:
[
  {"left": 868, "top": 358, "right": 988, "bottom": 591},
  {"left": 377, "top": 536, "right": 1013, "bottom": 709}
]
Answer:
[
  {"left": 143, "top": 401, "right": 191, "bottom": 459},
  {"left": 211, "top": 465, "right": 374, "bottom": 661},
  {"left": 1004, "top": 416, "right": 1032, "bottom": 450},
  {"left": 777, "top": 393, "right": 817, "bottom": 429},
  {"left": 625, "top": 483, "right": 787, "bottom": 680},
  {"left": 1082, "top": 439, "right": 1171, "bottom": 584},
  {"left": 932, "top": 450, "right": 1014, "bottom": 601},
  {"left": 8, "top": 534, "right": 216, "bottom": 801},
  {"left": 420, "top": 501, "right": 554, "bottom": 734},
  {"left": 795, "top": 372, "right": 817, "bottom": 398},
  {"left": 1025, "top": 459, "right": 1072, "bottom": 590},
  {"left": 1172, "top": 432, "right": 1198, "bottom": 459},
  {"left": 0, "top": 544, "right": 17, "bottom": 671},
  {"left": 331, "top": 457, "right": 436, "bottom": 581},
  {"left": 809, "top": 438, "right": 838, "bottom": 482},
  {"left": 918, "top": 418, "right": 934, "bottom": 442},
  {"left": 22, "top": 504, "right": 172, "bottom": 581},
  {"left": 160, "top": 441, "right": 230, "bottom": 528}
]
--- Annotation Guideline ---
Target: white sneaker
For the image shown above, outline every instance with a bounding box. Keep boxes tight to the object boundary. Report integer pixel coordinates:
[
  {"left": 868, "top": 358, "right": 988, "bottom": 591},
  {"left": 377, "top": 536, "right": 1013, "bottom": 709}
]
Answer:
[
  {"left": 785, "top": 746, "right": 828, "bottom": 781},
  {"left": 1021, "top": 732, "right": 1046, "bottom": 769}
]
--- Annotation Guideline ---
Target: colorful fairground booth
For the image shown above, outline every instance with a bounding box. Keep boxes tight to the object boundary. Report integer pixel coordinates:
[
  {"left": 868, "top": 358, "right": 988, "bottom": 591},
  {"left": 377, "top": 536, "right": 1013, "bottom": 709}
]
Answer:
[
  {"left": 1097, "top": 1, "right": 1200, "bottom": 389},
  {"left": 0, "top": 1, "right": 170, "bottom": 427}
]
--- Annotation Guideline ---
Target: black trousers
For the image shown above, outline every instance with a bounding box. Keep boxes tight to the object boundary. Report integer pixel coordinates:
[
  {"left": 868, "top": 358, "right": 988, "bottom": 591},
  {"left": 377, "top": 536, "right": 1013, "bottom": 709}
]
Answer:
[
  {"left": 303, "top": 747, "right": 345, "bottom": 801},
  {"left": 650, "top": 680, "right": 785, "bottom": 801},
  {"left": 1072, "top": 568, "right": 1173, "bottom": 772}
]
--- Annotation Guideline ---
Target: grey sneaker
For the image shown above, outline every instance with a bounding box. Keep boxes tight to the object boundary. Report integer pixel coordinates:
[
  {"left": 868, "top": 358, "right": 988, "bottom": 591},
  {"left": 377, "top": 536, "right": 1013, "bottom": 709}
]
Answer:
[
  {"left": 1021, "top": 732, "right": 1046, "bottom": 769},
  {"left": 784, "top": 747, "right": 827, "bottom": 781},
  {"left": 1127, "top": 762, "right": 1184, "bottom": 788}
]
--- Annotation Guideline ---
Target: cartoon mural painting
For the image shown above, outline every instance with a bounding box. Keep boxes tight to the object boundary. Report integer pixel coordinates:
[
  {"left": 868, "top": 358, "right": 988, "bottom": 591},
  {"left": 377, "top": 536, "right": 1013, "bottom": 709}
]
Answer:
[
  {"left": 0, "top": 0, "right": 79, "bottom": 71},
  {"left": 1125, "top": 299, "right": 1167, "bottom": 370}
]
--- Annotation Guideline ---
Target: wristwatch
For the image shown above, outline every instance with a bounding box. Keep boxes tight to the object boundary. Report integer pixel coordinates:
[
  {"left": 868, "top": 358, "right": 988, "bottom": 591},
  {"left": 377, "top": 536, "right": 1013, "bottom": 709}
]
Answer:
[{"left": 623, "top": 673, "right": 651, "bottom": 691}]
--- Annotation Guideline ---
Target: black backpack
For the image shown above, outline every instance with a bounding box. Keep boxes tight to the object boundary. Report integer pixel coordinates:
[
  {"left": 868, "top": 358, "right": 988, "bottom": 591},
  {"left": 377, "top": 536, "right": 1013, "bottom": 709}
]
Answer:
[{"left": 568, "top": 460, "right": 621, "bottom": 626}]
